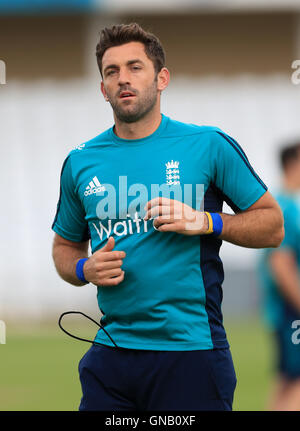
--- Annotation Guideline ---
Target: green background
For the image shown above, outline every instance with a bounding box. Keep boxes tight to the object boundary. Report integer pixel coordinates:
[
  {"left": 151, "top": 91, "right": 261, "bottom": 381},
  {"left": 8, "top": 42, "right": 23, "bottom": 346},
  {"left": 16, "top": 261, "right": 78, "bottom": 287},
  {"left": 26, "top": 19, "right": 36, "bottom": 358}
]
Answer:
[{"left": 0, "top": 316, "right": 274, "bottom": 411}]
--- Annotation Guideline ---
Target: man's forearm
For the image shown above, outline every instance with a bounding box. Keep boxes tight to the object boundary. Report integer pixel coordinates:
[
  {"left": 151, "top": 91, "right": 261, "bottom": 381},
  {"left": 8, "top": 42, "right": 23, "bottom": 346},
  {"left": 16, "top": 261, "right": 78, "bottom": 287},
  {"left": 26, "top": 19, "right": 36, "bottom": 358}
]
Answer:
[
  {"left": 218, "top": 207, "right": 284, "bottom": 248},
  {"left": 52, "top": 234, "right": 125, "bottom": 288},
  {"left": 278, "top": 277, "right": 300, "bottom": 314},
  {"left": 269, "top": 251, "right": 300, "bottom": 314},
  {"left": 52, "top": 243, "right": 88, "bottom": 286}
]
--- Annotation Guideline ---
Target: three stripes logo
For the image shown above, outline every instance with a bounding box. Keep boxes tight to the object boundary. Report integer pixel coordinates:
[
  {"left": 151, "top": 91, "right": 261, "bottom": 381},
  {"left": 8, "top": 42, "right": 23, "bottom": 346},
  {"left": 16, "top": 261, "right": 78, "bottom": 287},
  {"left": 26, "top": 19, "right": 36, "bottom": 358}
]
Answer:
[{"left": 84, "top": 176, "right": 106, "bottom": 196}]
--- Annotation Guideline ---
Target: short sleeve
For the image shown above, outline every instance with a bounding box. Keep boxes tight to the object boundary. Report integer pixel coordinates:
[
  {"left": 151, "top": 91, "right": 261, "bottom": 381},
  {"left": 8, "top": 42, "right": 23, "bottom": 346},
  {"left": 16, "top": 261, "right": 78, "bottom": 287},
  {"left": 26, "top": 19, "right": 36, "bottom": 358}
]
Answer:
[
  {"left": 52, "top": 155, "right": 89, "bottom": 242},
  {"left": 212, "top": 131, "right": 268, "bottom": 212}
]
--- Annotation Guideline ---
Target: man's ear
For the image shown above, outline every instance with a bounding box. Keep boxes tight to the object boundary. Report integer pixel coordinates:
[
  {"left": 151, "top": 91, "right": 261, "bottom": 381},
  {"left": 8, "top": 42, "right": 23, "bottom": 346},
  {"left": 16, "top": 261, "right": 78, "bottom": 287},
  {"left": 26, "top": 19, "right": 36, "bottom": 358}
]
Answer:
[
  {"left": 101, "top": 81, "right": 109, "bottom": 101},
  {"left": 157, "top": 67, "right": 170, "bottom": 92}
]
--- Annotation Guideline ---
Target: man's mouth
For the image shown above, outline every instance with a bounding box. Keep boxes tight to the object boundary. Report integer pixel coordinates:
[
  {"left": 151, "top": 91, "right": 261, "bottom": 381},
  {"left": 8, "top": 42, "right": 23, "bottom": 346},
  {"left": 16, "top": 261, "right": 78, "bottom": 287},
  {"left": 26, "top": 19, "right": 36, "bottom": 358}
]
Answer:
[{"left": 119, "top": 91, "right": 136, "bottom": 99}]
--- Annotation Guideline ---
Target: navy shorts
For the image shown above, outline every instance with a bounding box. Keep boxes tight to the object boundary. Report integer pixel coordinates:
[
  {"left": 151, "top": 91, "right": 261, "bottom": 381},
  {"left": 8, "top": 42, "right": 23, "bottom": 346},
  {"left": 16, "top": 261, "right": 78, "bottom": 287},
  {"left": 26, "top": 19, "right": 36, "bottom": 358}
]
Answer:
[
  {"left": 274, "top": 326, "right": 300, "bottom": 379},
  {"left": 78, "top": 344, "right": 237, "bottom": 411}
]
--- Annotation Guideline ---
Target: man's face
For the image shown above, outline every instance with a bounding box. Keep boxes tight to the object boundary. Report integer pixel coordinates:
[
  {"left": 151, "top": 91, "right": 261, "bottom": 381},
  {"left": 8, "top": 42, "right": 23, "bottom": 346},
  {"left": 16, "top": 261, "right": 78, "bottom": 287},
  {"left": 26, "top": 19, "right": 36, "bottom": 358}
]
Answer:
[
  {"left": 285, "top": 148, "right": 300, "bottom": 189},
  {"left": 295, "top": 151, "right": 300, "bottom": 188},
  {"left": 101, "top": 42, "right": 161, "bottom": 123}
]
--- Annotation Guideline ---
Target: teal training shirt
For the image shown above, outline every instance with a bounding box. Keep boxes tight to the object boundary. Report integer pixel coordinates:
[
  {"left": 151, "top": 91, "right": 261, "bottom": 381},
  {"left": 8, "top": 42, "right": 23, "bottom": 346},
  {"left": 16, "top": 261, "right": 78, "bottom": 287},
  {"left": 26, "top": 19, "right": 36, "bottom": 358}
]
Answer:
[
  {"left": 52, "top": 114, "right": 267, "bottom": 350},
  {"left": 257, "top": 191, "right": 300, "bottom": 330}
]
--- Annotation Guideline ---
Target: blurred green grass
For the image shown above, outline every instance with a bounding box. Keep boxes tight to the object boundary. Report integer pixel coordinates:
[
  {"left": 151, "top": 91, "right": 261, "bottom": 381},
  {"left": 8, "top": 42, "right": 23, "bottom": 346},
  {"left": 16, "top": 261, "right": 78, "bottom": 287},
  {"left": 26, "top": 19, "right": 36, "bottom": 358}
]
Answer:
[
  {"left": 0, "top": 316, "right": 274, "bottom": 411},
  {"left": 225, "top": 316, "right": 274, "bottom": 411}
]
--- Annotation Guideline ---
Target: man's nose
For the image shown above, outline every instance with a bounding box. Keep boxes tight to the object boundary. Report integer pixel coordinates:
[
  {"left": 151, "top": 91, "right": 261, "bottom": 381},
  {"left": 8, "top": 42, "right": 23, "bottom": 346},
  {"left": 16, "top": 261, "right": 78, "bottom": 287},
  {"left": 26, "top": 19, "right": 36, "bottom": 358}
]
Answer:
[{"left": 118, "top": 68, "right": 131, "bottom": 85}]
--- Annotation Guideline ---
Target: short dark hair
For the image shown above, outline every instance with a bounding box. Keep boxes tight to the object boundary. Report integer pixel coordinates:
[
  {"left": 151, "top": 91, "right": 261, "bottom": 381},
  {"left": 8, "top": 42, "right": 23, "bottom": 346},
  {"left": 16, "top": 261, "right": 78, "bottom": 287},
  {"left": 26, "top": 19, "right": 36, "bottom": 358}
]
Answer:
[
  {"left": 280, "top": 141, "right": 300, "bottom": 171},
  {"left": 96, "top": 23, "right": 166, "bottom": 76}
]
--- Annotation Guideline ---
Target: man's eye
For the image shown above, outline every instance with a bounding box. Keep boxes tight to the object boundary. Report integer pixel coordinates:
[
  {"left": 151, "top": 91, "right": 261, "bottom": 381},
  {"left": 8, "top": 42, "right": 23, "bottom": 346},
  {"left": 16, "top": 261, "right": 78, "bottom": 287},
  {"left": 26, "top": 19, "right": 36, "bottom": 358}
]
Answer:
[
  {"left": 132, "top": 66, "right": 141, "bottom": 71},
  {"left": 107, "top": 70, "right": 117, "bottom": 76}
]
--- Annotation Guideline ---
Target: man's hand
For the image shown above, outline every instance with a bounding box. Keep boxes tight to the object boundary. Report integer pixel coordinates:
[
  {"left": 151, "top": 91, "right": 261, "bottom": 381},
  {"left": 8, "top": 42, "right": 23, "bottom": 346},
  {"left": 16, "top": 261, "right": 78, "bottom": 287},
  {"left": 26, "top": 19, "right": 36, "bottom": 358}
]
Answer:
[
  {"left": 143, "top": 197, "right": 208, "bottom": 235},
  {"left": 83, "top": 236, "right": 126, "bottom": 286}
]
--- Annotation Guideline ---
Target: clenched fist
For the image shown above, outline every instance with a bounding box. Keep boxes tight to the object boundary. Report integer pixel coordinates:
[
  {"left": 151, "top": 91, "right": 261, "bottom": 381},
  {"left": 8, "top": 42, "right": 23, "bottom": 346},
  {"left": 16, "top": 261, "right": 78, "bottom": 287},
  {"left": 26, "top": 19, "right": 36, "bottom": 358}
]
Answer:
[
  {"left": 144, "top": 197, "right": 209, "bottom": 235},
  {"left": 83, "top": 236, "right": 126, "bottom": 286}
]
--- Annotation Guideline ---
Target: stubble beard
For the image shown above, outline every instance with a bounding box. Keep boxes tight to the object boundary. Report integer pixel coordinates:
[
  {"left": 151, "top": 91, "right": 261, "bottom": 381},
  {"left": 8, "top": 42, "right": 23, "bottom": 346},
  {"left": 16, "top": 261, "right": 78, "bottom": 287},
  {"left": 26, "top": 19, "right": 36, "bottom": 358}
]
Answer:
[{"left": 108, "top": 79, "right": 158, "bottom": 124}]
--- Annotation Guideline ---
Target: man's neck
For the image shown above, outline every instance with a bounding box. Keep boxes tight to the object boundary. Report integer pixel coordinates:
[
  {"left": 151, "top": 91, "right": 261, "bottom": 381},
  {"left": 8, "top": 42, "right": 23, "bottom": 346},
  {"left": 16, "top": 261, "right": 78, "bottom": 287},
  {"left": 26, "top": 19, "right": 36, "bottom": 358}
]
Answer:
[{"left": 113, "top": 110, "right": 162, "bottom": 140}]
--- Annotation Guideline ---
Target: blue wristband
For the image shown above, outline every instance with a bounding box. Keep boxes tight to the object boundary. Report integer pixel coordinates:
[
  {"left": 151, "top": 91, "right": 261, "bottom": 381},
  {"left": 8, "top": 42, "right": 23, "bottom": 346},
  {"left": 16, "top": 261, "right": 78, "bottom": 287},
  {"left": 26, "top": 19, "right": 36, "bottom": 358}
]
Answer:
[
  {"left": 210, "top": 213, "right": 223, "bottom": 237},
  {"left": 76, "top": 258, "right": 89, "bottom": 283}
]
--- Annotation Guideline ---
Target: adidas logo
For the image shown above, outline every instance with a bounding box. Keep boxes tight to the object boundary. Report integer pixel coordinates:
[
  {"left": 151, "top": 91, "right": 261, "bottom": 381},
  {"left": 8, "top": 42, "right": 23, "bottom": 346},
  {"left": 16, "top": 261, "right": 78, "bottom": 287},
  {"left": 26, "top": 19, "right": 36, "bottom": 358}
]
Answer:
[
  {"left": 84, "top": 176, "right": 106, "bottom": 196},
  {"left": 74, "top": 143, "right": 85, "bottom": 151}
]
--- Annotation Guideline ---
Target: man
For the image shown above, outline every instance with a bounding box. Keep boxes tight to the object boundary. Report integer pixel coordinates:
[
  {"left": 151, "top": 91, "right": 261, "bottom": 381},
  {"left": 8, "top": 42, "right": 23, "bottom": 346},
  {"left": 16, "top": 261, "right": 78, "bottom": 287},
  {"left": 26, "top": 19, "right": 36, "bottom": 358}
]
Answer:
[
  {"left": 52, "top": 23, "right": 284, "bottom": 411},
  {"left": 258, "top": 142, "right": 300, "bottom": 410}
]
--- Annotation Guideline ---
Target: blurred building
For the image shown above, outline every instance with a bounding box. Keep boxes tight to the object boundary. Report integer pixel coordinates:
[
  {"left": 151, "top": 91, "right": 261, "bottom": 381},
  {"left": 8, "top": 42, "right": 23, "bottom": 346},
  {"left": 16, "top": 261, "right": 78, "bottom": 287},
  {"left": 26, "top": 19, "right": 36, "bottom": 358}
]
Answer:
[{"left": 1, "top": 0, "right": 300, "bottom": 320}]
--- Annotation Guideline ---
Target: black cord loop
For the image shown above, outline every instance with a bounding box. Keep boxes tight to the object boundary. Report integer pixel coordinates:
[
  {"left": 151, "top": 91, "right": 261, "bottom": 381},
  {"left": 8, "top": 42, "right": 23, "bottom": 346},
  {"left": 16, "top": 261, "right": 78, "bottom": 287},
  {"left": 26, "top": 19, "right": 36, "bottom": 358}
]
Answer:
[{"left": 58, "top": 311, "right": 119, "bottom": 348}]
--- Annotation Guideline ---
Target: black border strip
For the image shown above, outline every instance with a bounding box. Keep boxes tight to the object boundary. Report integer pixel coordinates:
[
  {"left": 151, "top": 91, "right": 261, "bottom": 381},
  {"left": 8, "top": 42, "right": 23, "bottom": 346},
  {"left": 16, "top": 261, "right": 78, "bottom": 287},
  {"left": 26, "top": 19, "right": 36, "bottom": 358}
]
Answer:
[{"left": 216, "top": 132, "right": 268, "bottom": 191}]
